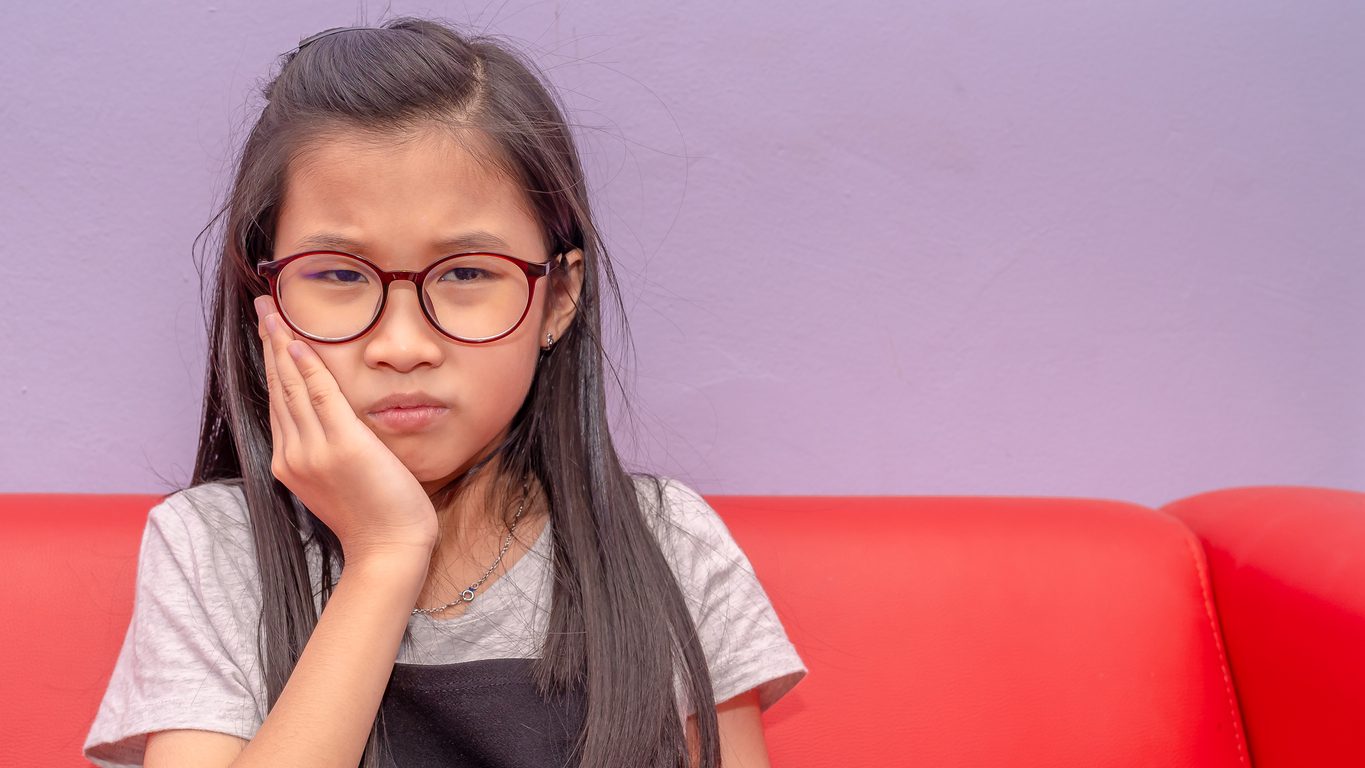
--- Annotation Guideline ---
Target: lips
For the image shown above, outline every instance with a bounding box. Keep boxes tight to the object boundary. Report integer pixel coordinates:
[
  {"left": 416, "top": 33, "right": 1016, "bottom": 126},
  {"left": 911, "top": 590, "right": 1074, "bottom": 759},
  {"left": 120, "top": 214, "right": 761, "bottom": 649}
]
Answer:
[
  {"left": 366, "top": 392, "right": 451, "bottom": 434},
  {"left": 366, "top": 391, "right": 451, "bottom": 414}
]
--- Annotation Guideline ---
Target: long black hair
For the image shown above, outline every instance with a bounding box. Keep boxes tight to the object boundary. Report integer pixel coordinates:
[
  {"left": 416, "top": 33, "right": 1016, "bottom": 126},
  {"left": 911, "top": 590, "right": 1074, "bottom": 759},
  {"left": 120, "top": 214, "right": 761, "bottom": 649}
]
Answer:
[{"left": 188, "top": 17, "right": 719, "bottom": 767}]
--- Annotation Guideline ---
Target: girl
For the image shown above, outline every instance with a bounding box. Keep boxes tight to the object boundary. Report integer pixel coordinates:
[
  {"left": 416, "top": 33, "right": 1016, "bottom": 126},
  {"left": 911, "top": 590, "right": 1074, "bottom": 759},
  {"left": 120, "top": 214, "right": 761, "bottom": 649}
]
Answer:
[{"left": 83, "top": 17, "right": 806, "bottom": 768}]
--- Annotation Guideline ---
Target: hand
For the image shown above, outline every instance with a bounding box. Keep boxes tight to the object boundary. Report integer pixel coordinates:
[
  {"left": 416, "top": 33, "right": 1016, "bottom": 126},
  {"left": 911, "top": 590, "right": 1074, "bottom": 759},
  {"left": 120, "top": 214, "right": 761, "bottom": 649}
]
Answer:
[{"left": 253, "top": 295, "right": 439, "bottom": 564}]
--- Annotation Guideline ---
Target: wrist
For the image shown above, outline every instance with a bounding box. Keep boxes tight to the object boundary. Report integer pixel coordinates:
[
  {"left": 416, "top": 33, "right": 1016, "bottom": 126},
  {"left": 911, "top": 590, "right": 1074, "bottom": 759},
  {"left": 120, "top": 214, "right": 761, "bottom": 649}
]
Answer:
[{"left": 342, "top": 539, "right": 435, "bottom": 578}]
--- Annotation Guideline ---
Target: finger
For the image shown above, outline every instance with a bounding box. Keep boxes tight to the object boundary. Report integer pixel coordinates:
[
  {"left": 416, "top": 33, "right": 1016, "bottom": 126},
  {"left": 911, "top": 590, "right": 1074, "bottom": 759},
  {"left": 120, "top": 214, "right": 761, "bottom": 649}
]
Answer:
[
  {"left": 266, "top": 312, "right": 326, "bottom": 444},
  {"left": 283, "top": 337, "right": 356, "bottom": 440},
  {"left": 257, "top": 308, "right": 299, "bottom": 449}
]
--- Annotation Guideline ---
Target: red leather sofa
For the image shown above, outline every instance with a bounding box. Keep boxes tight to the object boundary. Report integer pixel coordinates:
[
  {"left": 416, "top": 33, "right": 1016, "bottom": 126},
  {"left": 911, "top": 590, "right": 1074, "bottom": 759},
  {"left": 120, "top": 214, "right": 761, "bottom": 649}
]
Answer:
[{"left": 2, "top": 485, "right": 1361, "bottom": 766}]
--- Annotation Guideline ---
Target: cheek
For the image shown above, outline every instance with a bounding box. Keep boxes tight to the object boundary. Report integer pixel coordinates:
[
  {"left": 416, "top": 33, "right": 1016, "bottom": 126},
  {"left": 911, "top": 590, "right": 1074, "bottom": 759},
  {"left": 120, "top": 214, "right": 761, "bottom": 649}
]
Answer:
[
  {"left": 308, "top": 345, "right": 364, "bottom": 410},
  {"left": 468, "top": 342, "right": 540, "bottom": 408},
  {"left": 453, "top": 338, "right": 543, "bottom": 434}
]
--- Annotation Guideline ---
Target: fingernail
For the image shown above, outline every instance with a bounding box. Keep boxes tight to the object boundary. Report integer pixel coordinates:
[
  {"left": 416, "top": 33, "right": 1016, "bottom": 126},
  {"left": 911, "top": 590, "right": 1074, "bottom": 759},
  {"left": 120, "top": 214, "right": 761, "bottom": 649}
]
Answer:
[
  {"left": 253, "top": 296, "right": 268, "bottom": 318},
  {"left": 266, "top": 314, "right": 278, "bottom": 332}
]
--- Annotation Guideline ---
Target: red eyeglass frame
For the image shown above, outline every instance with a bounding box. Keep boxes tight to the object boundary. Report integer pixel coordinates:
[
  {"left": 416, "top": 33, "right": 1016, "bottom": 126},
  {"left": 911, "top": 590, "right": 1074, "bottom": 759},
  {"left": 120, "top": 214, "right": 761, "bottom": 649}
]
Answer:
[{"left": 255, "top": 249, "right": 562, "bottom": 344}]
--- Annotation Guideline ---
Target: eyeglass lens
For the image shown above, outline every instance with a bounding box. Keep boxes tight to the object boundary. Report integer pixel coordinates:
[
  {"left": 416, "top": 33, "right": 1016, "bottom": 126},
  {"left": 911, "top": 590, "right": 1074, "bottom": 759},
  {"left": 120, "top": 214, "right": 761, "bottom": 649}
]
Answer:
[{"left": 276, "top": 253, "right": 531, "bottom": 341}]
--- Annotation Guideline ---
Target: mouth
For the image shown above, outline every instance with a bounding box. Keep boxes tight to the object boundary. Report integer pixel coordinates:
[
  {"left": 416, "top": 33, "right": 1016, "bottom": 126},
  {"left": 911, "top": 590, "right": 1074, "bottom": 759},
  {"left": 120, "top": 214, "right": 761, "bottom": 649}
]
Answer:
[
  {"left": 365, "top": 392, "right": 451, "bottom": 431},
  {"left": 367, "top": 404, "right": 449, "bottom": 432},
  {"left": 367, "top": 391, "right": 451, "bottom": 412}
]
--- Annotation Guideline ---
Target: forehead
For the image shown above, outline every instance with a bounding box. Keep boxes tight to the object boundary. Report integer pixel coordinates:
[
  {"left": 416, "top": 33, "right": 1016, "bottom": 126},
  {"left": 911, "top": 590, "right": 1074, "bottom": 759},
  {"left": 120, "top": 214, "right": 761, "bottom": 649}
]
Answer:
[{"left": 276, "top": 126, "right": 543, "bottom": 259}]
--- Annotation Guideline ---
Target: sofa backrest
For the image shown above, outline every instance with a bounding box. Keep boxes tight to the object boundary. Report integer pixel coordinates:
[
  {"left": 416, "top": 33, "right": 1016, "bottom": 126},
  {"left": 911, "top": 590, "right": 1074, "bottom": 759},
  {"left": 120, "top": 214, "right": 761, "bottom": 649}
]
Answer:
[
  {"left": 2, "top": 492, "right": 1252, "bottom": 767},
  {"left": 714, "top": 494, "right": 1251, "bottom": 767},
  {"left": 1, "top": 493, "right": 153, "bottom": 767}
]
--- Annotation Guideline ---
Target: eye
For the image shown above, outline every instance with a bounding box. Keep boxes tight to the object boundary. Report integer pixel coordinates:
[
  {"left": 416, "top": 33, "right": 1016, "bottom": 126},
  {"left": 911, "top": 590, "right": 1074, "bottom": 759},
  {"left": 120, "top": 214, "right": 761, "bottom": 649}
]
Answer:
[
  {"left": 440, "top": 266, "right": 491, "bottom": 282},
  {"left": 302, "top": 268, "right": 369, "bottom": 284}
]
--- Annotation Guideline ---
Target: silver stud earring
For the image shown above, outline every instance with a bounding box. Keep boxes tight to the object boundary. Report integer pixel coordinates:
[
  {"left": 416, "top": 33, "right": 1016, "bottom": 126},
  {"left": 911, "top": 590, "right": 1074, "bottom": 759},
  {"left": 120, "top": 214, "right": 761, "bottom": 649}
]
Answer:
[{"left": 543, "top": 331, "right": 555, "bottom": 351}]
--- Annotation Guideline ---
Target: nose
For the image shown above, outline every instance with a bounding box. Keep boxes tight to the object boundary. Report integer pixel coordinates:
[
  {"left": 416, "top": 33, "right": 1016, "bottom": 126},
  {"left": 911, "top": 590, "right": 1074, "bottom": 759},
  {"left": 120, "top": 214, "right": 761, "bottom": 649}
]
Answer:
[{"left": 361, "top": 280, "right": 445, "bottom": 372}]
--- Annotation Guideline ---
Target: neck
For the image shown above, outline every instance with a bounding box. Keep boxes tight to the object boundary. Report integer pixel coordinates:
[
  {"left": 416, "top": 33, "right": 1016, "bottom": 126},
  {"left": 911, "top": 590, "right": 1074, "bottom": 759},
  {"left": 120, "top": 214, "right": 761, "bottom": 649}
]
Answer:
[{"left": 428, "top": 461, "right": 543, "bottom": 551}]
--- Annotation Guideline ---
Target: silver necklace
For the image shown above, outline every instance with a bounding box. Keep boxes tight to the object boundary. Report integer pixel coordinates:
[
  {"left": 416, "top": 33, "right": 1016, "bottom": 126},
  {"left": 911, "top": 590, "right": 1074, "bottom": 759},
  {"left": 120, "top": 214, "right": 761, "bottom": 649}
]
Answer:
[{"left": 412, "top": 480, "right": 530, "bottom": 616}]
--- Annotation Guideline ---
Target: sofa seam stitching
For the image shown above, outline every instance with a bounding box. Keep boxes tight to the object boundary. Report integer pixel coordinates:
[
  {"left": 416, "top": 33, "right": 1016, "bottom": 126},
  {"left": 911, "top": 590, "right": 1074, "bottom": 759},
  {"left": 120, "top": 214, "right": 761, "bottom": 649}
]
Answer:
[{"left": 1180, "top": 522, "right": 1249, "bottom": 764}]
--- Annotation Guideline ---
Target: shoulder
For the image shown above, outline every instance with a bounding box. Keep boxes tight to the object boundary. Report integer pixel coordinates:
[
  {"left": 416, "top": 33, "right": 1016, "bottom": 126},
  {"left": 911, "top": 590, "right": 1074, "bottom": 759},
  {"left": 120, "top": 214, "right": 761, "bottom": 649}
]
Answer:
[
  {"left": 129, "top": 481, "right": 269, "bottom": 674},
  {"left": 147, "top": 481, "right": 253, "bottom": 550},
  {"left": 632, "top": 475, "right": 731, "bottom": 548},
  {"left": 140, "top": 481, "right": 260, "bottom": 593},
  {"left": 630, "top": 474, "right": 753, "bottom": 587},
  {"left": 153, "top": 480, "right": 251, "bottom": 529},
  {"left": 630, "top": 475, "right": 811, "bottom": 713},
  {"left": 631, "top": 474, "right": 717, "bottom": 527},
  {"left": 84, "top": 482, "right": 268, "bottom": 764}
]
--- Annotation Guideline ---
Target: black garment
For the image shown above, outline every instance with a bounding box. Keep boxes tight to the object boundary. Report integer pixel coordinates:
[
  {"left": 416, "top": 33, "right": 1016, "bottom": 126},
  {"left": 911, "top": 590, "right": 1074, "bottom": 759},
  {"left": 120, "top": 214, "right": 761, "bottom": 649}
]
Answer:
[{"left": 378, "top": 658, "right": 587, "bottom": 768}]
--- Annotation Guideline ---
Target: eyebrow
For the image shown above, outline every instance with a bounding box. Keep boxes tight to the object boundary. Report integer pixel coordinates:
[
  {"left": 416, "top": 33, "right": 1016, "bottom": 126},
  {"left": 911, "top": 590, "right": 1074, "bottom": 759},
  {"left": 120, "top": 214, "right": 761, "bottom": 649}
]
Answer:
[{"left": 291, "top": 230, "right": 513, "bottom": 255}]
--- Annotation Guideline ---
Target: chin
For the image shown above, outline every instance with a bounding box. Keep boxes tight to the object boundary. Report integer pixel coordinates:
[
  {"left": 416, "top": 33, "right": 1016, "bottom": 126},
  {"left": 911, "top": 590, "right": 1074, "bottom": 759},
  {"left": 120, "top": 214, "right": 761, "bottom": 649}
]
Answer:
[
  {"left": 384, "top": 428, "right": 502, "bottom": 484},
  {"left": 406, "top": 449, "right": 482, "bottom": 485},
  {"left": 399, "top": 454, "right": 464, "bottom": 482}
]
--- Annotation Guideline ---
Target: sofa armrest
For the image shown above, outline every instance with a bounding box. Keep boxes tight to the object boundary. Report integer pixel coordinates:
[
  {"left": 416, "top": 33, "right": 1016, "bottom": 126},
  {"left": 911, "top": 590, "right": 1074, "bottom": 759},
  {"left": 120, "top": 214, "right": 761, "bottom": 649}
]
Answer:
[{"left": 1162, "top": 486, "right": 1365, "bottom": 768}]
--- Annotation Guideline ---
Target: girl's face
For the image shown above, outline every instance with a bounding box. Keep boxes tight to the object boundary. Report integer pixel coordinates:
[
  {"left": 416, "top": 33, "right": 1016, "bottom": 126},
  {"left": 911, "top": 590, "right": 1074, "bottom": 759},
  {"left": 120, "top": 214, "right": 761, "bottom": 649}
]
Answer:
[{"left": 271, "top": 128, "right": 583, "bottom": 496}]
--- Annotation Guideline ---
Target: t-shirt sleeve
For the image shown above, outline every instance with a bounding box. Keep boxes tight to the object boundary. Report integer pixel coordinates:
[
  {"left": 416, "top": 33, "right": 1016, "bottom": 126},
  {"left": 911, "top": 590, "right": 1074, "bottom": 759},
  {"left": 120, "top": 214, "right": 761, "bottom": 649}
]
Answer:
[
  {"left": 643, "top": 477, "right": 809, "bottom": 717},
  {"left": 83, "top": 485, "right": 265, "bottom": 767}
]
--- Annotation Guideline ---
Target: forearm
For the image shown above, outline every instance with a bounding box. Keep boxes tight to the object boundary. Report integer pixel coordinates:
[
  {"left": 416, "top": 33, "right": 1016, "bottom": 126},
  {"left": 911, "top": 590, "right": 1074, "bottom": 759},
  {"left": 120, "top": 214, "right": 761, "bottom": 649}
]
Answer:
[{"left": 229, "top": 550, "right": 428, "bottom": 768}]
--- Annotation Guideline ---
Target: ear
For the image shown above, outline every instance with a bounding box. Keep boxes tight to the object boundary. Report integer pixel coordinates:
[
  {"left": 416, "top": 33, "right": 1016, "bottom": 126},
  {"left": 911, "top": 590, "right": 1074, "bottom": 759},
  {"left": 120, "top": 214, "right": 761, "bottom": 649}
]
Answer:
[{"left": 541, "top": 248, "right": 584, "bottom": 344}]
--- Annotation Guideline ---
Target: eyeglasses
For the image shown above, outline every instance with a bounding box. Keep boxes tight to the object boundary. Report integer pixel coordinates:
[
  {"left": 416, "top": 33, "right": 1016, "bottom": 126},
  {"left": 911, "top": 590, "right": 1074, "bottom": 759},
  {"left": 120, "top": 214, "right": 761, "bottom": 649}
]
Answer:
[{"left": 255, "top": 250, "right": 561, "bottom": 344}]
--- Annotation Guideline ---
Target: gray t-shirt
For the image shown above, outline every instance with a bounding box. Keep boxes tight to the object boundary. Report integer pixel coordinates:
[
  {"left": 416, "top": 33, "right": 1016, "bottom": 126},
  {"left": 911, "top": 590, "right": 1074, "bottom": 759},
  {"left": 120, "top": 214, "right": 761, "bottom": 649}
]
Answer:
[{"left": 83, "top": 475, "right": 807, "bottom": 767}]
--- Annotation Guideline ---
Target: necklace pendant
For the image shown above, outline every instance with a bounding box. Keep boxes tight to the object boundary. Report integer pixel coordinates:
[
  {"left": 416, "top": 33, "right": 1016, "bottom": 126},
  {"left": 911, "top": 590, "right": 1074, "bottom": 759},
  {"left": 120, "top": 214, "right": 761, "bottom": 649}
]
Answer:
[{"left": 410, "top": 477, "right": 531, "bottom": 617}]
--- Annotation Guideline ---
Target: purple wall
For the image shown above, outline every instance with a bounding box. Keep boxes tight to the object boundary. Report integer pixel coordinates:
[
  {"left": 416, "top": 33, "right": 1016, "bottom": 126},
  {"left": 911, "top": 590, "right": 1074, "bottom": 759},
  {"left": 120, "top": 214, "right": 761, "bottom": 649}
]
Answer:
[{"left": 3, "top": 2, "right": 1362, "bottom": 506}]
